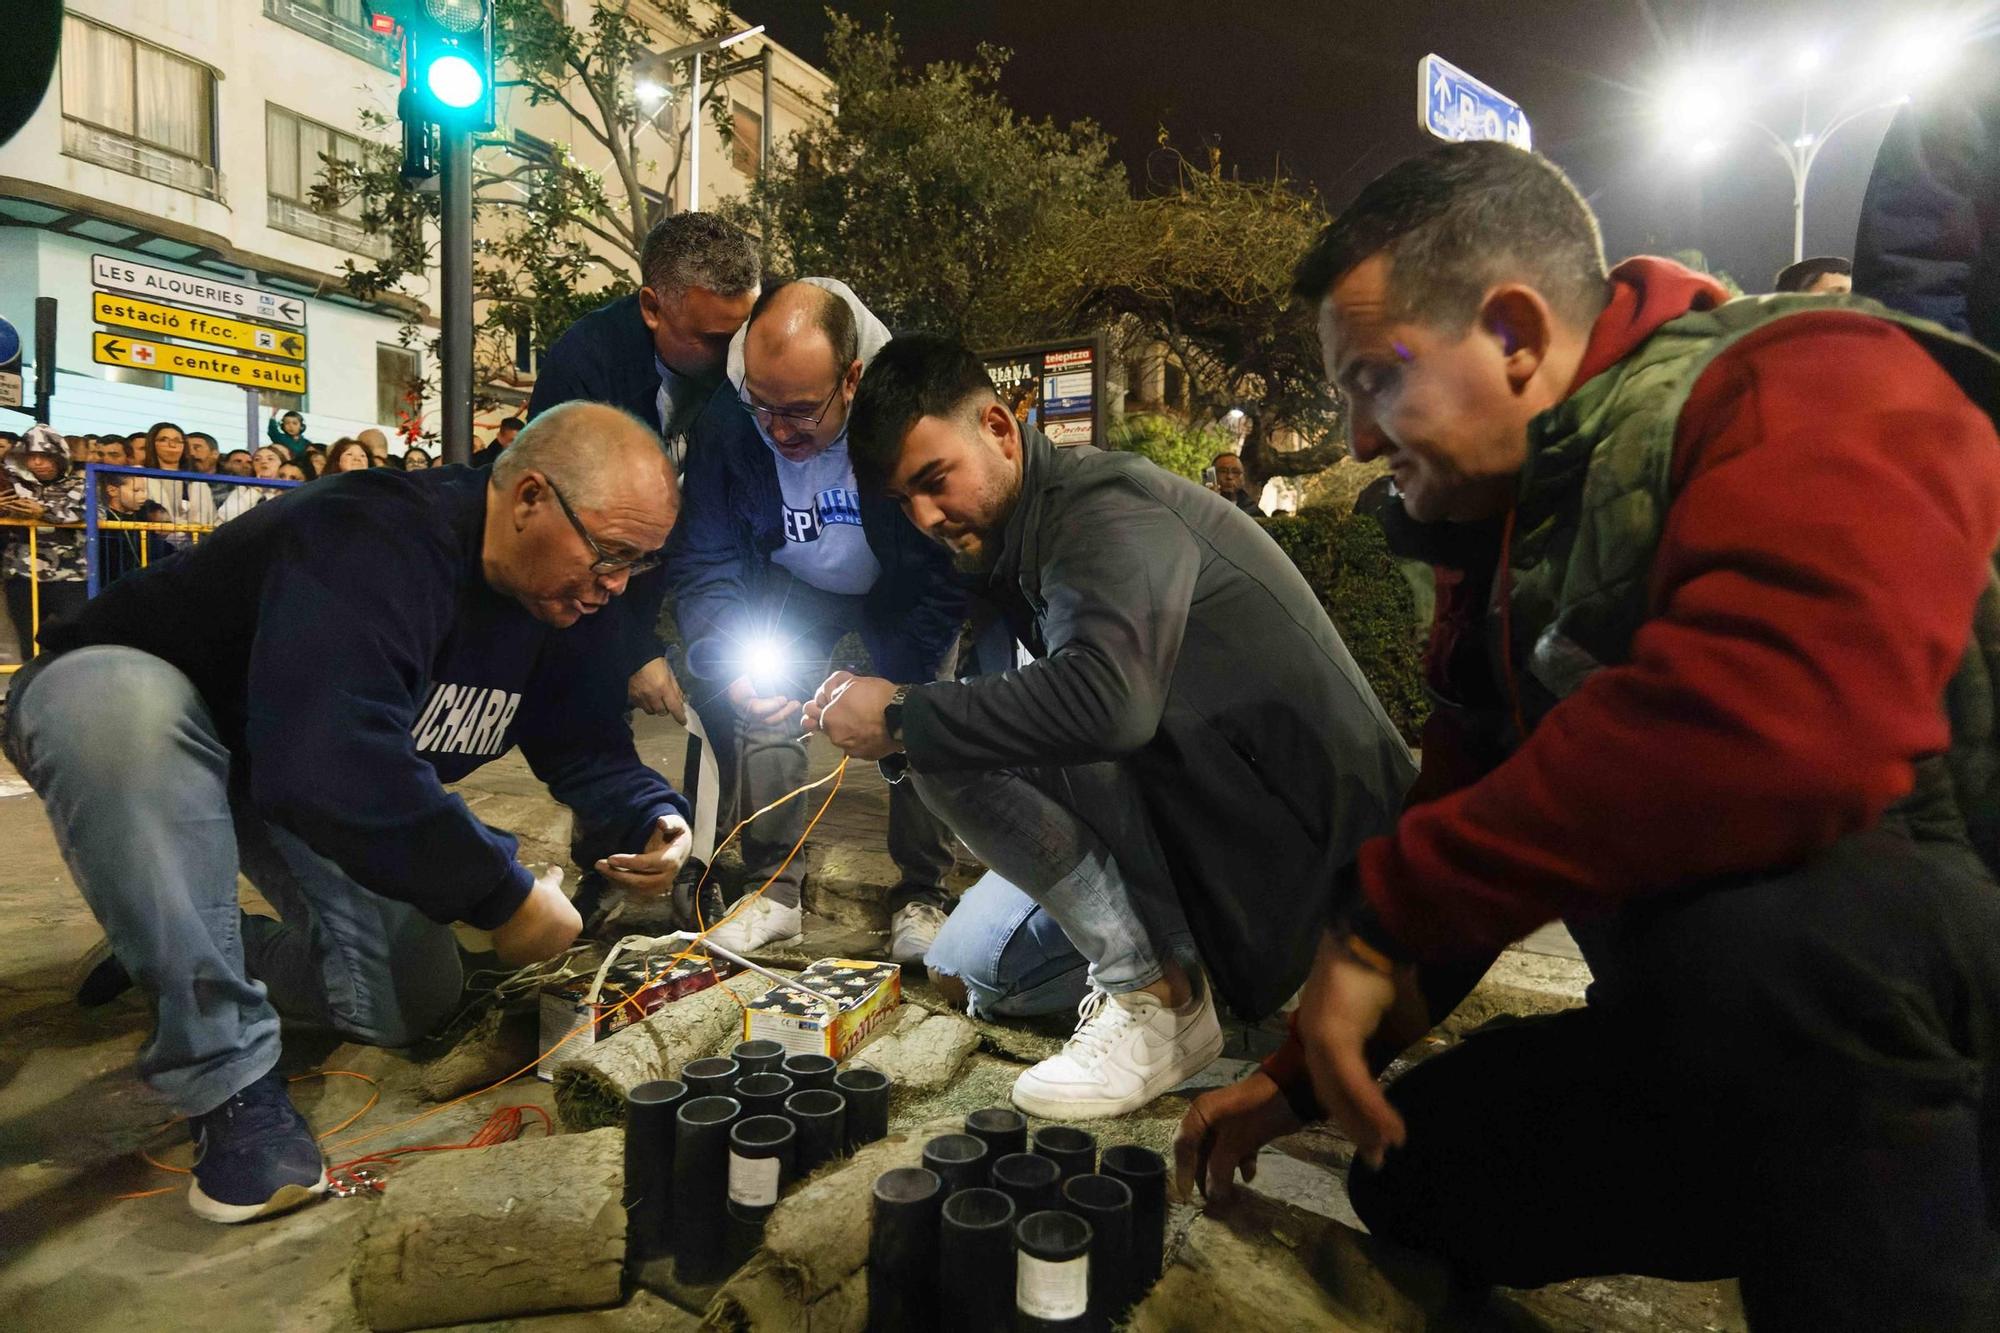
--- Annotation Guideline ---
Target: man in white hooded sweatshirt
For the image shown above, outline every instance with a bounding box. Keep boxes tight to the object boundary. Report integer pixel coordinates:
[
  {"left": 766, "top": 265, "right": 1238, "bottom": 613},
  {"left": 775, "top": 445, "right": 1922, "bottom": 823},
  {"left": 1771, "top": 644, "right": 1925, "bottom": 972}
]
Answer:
[{"left": 666, "top": 279, "right": 966, "bottom": 956}]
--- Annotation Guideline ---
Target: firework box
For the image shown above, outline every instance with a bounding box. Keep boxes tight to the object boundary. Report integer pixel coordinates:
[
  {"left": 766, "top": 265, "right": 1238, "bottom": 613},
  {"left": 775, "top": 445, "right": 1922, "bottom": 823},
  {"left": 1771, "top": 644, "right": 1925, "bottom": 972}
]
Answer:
[
  {"left": 537, "top": 934, "right": 731, "bottom": 1079},
  {"left": 742, "top": 958, "right": 902, "bottom": 1059}
]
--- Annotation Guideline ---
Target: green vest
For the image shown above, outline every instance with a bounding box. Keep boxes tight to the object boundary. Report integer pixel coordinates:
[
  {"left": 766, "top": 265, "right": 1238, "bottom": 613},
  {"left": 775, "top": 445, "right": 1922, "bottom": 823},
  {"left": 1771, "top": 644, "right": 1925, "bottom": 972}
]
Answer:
[{"left": 1501, "top": 294, "right": 2000, "bottom": 869}]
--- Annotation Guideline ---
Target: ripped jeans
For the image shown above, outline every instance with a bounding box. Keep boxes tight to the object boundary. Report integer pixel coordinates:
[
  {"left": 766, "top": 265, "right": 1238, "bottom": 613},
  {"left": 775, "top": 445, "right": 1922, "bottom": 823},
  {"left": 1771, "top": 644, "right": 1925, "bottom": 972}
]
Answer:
[{"left": 910, "top": 762, "right": 1193, "bottom": 1017}]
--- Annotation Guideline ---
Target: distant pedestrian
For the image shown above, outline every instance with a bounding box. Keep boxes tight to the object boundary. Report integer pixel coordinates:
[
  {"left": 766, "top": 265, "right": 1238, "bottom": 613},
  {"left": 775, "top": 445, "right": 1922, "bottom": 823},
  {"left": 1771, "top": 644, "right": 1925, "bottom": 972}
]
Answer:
[
  {"left": 1211, "top": 451, "right": 1266, "bottom": 516},
  {"left": 2, "top": 425, "right": 87, "bottom": 654},
  {"left": 97, "top": 470, "right": 170, "bottom": 586},
  {"left": 401, "top": 446, "right": 433, "bottom": 471},
  {"left": 1773, "top": 256, "right": 1852, "bottom": 294}
]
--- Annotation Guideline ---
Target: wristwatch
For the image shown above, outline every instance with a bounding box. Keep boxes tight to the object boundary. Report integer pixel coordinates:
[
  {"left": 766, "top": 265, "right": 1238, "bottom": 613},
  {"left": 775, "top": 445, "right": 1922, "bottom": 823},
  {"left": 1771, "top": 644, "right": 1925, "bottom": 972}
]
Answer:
[{"left": 882, "top": 684, "right": 913, "bottom": 743}]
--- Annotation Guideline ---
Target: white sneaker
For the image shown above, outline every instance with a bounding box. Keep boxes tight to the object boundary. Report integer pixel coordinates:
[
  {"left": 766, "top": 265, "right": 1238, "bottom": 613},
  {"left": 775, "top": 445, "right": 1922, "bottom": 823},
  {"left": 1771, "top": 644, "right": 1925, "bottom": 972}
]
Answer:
[
  {"left": 888, "top": 902, "right": 948, "bottom": 965},
  {"left": 1010, "top": 973, "right": 1225, "bottom": 1120},
  {"left": 703, "top": 896, "right": 804, "bottom": 955}
]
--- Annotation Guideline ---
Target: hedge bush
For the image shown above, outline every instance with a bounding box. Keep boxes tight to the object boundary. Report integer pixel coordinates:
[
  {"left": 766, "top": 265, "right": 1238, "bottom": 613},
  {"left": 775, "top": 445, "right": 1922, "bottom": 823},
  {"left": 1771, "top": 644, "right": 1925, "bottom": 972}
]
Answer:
[{"left": 1260, "top": 507, "right": 1429, "bottom": 742}]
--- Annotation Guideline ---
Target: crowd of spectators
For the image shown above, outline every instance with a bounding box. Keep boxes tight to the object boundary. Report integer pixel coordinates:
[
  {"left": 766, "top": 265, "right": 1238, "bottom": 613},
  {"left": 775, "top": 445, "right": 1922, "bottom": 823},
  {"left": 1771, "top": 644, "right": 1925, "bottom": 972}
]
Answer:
[{"left": 1, "top": 415, "right": 485, "bottom": 659}]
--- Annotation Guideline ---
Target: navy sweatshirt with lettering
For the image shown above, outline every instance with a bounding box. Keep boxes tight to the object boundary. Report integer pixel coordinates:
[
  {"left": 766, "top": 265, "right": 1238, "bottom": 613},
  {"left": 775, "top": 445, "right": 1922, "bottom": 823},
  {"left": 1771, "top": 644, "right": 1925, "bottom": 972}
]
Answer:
[{"left": 37, "top": 466, "right": 688, "bottom": 930}]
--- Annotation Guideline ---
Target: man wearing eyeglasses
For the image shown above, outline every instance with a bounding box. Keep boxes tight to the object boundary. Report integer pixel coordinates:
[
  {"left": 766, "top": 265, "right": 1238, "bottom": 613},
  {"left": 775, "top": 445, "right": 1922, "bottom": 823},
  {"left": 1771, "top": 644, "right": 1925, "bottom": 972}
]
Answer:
[
  {"left": 667, "top": 277, "right": 966, "bottom": 957},
  {"left": 3, "top": 403, "right": 693, "bottom": 1225}
]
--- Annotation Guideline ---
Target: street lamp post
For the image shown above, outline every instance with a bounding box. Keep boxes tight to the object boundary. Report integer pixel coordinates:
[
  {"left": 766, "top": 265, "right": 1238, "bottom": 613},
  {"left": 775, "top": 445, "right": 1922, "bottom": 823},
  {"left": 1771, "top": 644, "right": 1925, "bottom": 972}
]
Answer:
[
  {"left": 1666, "top": 24, "right": 1953, "bottom": 265},
  {"left": 1753, "top": 96, "right": 1907, "bottom": 264},
  {"left": 635, "top": 25, "right": 764, "bottom": 212}
]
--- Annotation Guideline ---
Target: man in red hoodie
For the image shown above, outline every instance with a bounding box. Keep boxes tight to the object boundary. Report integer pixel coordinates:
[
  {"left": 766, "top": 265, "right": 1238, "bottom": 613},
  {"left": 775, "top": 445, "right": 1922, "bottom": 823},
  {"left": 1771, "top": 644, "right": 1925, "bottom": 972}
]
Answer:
[{"left": 1175, "top": 142, "right": 2000, "bottom": 1329}]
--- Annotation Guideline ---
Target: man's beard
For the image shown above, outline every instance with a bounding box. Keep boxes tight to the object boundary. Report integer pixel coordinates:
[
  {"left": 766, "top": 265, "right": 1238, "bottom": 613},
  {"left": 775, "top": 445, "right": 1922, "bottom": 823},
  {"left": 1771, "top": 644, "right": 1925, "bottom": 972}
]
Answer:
[{"left": 949, "top": 465, "right": 1021, "bottom": 575}]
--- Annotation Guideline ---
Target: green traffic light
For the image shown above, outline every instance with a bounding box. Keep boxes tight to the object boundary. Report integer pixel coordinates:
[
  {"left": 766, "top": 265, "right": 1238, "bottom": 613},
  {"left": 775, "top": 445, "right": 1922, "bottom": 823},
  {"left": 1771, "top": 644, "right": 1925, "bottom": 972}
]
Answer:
[{"left": 425, "top": 52, "right": 485, "bottom": 109}]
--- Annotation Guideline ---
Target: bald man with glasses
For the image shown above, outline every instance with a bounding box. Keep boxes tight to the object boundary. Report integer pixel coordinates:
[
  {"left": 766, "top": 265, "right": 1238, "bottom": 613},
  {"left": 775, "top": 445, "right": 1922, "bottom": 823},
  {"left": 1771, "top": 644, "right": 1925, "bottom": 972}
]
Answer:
[
  {"left": 4, "top": 403, "right": 692, "bottom": 1223},
  {"left": 662, "top": 277, "right": 966, "bottom": 957}
]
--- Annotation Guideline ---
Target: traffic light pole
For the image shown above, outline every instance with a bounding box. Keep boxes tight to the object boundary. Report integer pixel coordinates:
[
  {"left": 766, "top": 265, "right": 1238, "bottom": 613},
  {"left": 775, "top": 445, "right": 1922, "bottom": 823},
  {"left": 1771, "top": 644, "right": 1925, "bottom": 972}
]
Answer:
[{"left": 438, "top": 125, "right": 474, "bottom": 465}]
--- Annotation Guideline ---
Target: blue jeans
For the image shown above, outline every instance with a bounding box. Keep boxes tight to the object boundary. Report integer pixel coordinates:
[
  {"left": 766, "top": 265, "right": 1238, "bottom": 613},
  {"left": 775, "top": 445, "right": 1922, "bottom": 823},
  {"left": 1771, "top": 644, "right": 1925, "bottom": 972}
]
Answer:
[
  {"left": 925, "top": 871, "right": 1090, "bottom": 1017},
  {"left": 911, "top": 762, "right": 1192, "bottom": 1011},
  {"left": 3, "top": 647, "right": 463, "bottom": 1116}
]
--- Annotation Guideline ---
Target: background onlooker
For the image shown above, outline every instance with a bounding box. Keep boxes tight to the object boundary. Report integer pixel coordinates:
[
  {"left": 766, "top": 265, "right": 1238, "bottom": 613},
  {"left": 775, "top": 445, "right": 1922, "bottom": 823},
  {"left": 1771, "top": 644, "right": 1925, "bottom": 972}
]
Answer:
[
  {"left": 303, "top": 444, "right": 328, "bottom": 475},
  {"left": 97, "top": 470, "right": 170, "bottom": 586},
  {"left": 276, "top": 460, "right": 309, "bottom": 483},
  {"left": 357, "top": 428, "right": 391, "bottom": 468},
  {"left": 268, "top": 410, "right": 311, "bottom": 457},
  {"left": 217, "top": 447, "right": 289, "bottom": 523},
  {"left": 185, "top": 431, "right": 220, "bottom": 473},
  {"left": 324, "top": 439, "right": 371, "bottom": 474},
  {"left": 1, "top": 424, "right": 87, "bottom": 655},
  {"left": 401, "top": 445, "right": 433, "bottom": 471},
  {"left": 97, "top": 435, "right": 132, "bottom": 467},
  {"left": 220, "top": 449, "right": 254, "bottom": 477},
  {"left": 470, "top": 417, "right": 524, "bottom": 468},
  {"left": 138, "top": 421, "right": 217, "bottom": 542}
]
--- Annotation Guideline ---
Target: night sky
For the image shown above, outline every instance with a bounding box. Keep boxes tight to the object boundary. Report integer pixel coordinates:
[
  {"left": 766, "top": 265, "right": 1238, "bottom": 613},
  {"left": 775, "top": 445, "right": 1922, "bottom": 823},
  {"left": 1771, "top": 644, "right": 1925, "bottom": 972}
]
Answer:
[{"left": 748, "top": 0, "right": 1983, "bottom": 293}]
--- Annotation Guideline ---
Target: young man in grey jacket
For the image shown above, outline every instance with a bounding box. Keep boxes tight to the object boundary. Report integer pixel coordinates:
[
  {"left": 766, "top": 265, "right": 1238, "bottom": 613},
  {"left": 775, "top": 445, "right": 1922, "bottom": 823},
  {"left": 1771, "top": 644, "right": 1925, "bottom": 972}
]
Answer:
[{"left": 805, "top": 334, "right": 1415, "bottom": 1119}]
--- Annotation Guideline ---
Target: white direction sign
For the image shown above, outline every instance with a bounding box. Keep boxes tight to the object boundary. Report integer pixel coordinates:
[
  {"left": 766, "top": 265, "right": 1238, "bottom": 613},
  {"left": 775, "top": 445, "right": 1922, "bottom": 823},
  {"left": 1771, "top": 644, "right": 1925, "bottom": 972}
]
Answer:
[
  {"left": 1420, "top": 53, "right": 1532, "bottom": 150},
  {"left": 91, "top": 254, "right": 307, "bottom": 328}
]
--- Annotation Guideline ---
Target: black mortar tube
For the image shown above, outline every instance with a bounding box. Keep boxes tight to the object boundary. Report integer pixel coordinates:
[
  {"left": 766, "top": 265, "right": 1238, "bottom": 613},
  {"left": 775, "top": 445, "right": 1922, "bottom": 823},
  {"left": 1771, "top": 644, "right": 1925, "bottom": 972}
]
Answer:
[
  {"left": 1013, "top": 1208, "right": 1094, "bottom": 1332},
  {"left": 623, "top": 1079, "right": 686, "bottom": 1278},
  {"left": 835, "top": 1067, "right": 890, "bottom": 1150},
  {"left": 782, "top": 1052, "right": 838, "bottom": 1091},
  {"left": 1100, "top": 1144, "right": 1167, "bottom": 1295},
  {"left": 735, "top": 1070, "right": 794, "bottom": 1119},
  {"left": 1032, "top": 1125, "right": 1097, "bottom": 1183},
  {"left": 939, "top": 1187, "right": 1017, "bottom": 1333},
  {"left": 922, "top": 1132, "right": 990, "bottom": 1199},
  {"left": 868, "top": 1166, "right": 943, "bottom": 1332},
  {"left": 671, "top": 1094, "right": 742, "bottom": 1283},
  {"left": 990, "top": 1151, "right": 1062, "bottom": 1217},
  {"left": 732, "top": 1038, "right": 786, "bottom": 1075},
  {"left": 964, "top": 1106, "right": 1027, "bottom": 1159},
  {"left": 682, "top": 1055, "right": 739, "bottom": 1099},
  {"left": 1064, "top": 1173, "right": 1135, "bottom": 1326},
  {"left": 785, "top": 1088, "right": 846, "bottom": 1175},
  {"left": 724, "top": 1113, "right": 796, "bottom": 1269}
]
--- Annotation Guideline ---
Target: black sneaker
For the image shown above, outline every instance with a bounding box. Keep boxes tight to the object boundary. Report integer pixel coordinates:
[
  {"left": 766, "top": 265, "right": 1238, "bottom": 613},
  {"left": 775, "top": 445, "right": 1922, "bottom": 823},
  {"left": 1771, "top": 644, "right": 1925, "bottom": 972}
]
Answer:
[
  {"left": 187, "top": 1070, "right": 328, "bottom": 1223},
  {"left": 70, "top": 936, "right": 134, "bottom": 1008}
]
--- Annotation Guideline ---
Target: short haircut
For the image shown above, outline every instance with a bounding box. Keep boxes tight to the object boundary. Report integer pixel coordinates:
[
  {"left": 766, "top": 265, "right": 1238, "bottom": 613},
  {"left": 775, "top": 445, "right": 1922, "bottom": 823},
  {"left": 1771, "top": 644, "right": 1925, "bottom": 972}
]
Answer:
[
  {"left": 849, "top": 333, "right": 1001, "bottom": 494},
  {"left": 1292, "top": 141, "right": 1609, "bottom": 329},
  {"left": 747, "top": 280, "right": 860, "bottom": 374},
  {"left": 639, "top": 211, "right": 760, "bottom": 299},
  {"left": 1213, "top": 451, "right": 1241, "bottom": 467},
  {"left": 1773, "top": 255, "right": 1851, "bottom": 293},
  {"left": 188, "top": 431, "right": 216, "bottom": 443},
  {"left": 499, "top": 416, "right": 525, "bottom": 431}
]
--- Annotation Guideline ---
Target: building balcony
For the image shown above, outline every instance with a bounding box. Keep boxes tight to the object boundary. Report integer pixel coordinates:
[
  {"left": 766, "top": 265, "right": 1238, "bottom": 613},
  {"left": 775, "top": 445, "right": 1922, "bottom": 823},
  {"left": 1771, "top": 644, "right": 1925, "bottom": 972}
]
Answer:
[
  {"left": 268, "top": 195, "right": 390, "bottom": 260},
  {"left": 261, "top": 0, "right": 398, "bottom": 72},
  {"left": 61, "top": 119, "right": 223, "bottom": 201}
]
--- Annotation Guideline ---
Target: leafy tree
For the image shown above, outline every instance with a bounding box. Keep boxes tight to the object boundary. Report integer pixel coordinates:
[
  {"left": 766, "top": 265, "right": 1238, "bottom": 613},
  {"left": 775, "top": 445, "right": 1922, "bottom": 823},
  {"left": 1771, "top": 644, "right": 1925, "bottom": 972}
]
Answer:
[
  {"left": 314, "top": 0, "right": 764, "bottom": 426},
  {"left": 1106, "top": 415, "right": 1234, "bottom": 482},
  {"left": 1020, "top": 147, "right": 1346, "bottom": 489},
  {"left": 727, "top": 15, "right": 1126, "bottom": 345}
]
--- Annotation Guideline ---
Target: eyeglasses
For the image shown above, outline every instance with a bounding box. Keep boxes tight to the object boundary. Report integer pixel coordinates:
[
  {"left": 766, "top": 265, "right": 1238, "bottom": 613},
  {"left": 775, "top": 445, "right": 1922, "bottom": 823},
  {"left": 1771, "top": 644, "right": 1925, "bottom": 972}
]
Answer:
[
  {"left": 736, "top": 377, "right": 843, "bottom": 431},
  {"left": 546, "top": 477, "right": 661, "bottom": 577}
]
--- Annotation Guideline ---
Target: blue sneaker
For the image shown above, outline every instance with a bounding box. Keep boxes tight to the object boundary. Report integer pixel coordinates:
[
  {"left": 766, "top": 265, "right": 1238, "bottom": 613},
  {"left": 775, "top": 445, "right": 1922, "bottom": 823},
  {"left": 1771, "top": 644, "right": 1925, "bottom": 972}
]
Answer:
[{"left": 187, "top": 1070, "right": 327, "bottom": 1223}]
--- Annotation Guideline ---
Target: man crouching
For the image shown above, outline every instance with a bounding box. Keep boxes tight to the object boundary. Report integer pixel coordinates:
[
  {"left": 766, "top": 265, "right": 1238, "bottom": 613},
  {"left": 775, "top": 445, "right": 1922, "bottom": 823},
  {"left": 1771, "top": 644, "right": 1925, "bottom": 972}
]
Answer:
[
  {"left": 803, "top": 334, "right": 1415, "bottom": 1120},
  {"left": 3, "top": 403, "right": 692, "bottom": 1222}
]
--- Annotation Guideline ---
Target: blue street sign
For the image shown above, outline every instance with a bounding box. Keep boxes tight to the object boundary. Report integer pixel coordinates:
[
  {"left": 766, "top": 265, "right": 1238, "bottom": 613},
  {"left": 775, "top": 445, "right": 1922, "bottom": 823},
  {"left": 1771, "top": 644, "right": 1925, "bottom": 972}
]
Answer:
[
  {"left": 0, "top": 315, "right": 19, "bottom": 368},
  {"left": 1420, "top": 53, "right": 1532, "bottom": 150}
]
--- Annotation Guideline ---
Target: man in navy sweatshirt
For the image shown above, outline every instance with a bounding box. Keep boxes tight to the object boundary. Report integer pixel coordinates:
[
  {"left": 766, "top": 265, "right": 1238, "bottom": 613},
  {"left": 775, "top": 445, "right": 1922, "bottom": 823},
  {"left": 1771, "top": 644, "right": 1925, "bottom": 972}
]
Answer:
[{"left": 2, "top": 402, "right": 692, "bottom": 1224}]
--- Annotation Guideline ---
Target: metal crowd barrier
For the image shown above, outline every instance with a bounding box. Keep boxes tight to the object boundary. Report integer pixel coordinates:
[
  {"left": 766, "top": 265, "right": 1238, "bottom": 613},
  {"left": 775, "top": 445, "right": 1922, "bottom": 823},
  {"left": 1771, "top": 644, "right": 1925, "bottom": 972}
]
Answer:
[{"left": 1, "top": 464, "right": 299, "bottom": 673}]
